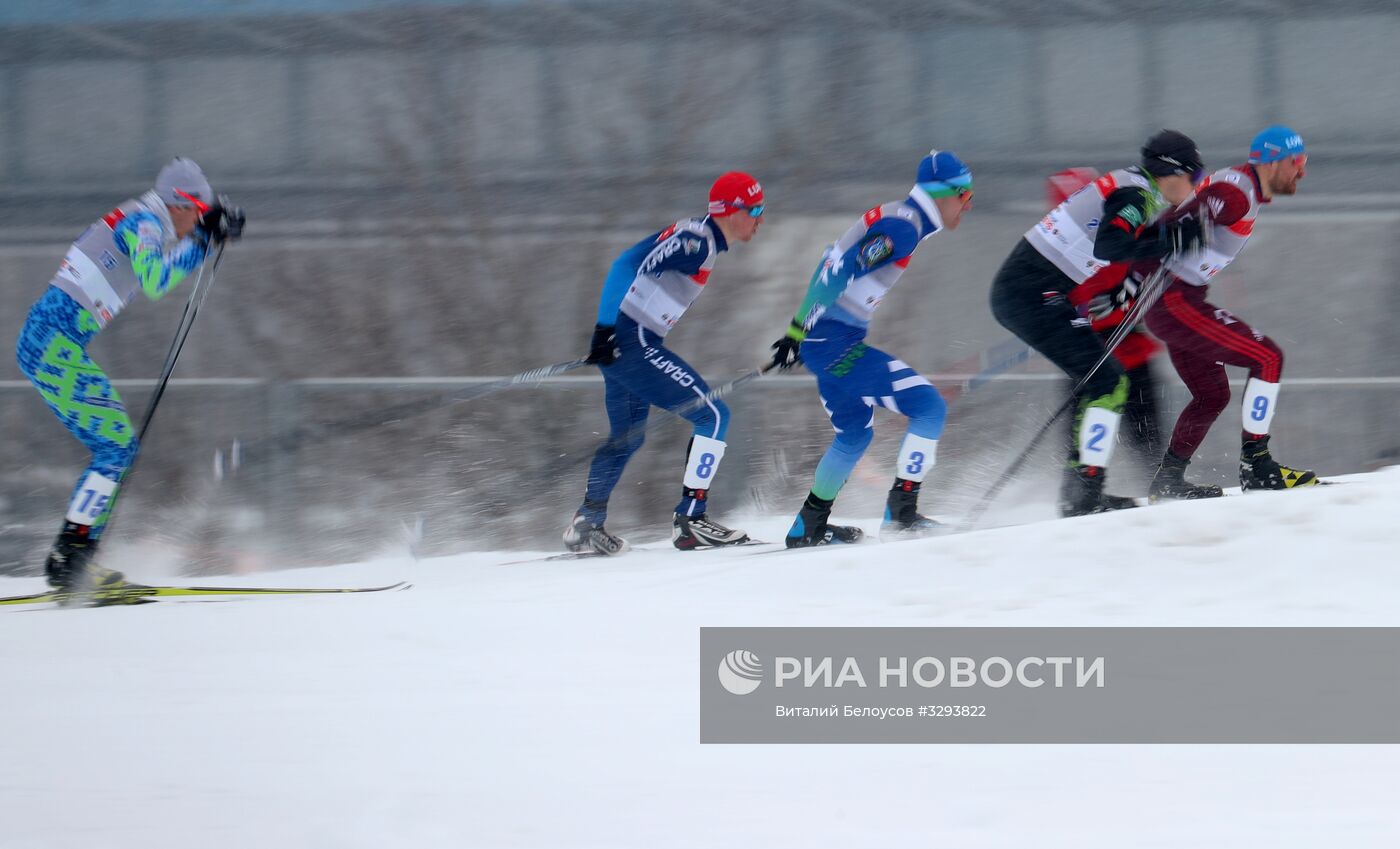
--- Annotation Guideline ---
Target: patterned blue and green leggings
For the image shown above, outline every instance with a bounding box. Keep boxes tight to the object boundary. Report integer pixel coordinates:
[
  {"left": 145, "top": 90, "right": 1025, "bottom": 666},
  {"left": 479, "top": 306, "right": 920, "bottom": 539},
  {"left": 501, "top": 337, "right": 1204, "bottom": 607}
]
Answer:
[{"left": 16, "top": 286, "right": 137, "bottom": 539}]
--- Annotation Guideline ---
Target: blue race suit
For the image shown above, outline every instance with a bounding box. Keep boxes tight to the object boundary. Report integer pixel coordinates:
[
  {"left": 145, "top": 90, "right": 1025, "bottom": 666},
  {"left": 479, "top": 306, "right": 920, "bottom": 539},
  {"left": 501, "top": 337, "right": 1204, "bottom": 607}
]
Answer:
[
  {"left": 580, "top": 216, "right": 732, "bottom": 522},
  {"left": 788, "top": 188, "right": 951, "bottom": 503}
]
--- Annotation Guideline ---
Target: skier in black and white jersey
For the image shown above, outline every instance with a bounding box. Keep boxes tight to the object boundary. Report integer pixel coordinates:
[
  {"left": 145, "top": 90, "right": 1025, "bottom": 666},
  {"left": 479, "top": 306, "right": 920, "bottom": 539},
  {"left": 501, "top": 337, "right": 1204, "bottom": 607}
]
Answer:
[{"left": 988, "top": 130, "right": 1209, "bottom": 517}]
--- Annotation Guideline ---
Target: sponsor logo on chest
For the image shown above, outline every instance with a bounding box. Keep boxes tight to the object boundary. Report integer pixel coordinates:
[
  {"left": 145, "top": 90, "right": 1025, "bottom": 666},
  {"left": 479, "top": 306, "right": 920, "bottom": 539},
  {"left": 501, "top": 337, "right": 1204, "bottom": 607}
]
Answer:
[{"left": 640, "top": 235, "right": 703, "bottom": 276}]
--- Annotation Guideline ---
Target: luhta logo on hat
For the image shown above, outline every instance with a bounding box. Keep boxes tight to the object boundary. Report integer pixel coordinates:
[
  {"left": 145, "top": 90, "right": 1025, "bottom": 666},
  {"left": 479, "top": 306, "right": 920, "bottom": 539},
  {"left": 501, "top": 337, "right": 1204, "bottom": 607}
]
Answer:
[
  {"left": 709, "top": 171, "right": 764, "bottom": 217},
  {"left": 1248, "top": 125, "right": 1305, "bottom": 164}
]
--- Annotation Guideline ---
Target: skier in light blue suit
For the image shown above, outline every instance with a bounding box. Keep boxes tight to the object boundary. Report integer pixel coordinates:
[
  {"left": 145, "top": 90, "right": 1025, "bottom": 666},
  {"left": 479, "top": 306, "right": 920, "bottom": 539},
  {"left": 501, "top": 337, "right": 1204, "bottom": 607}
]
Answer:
[
  {"left": 769, "top": 150, "right": 975, "bottom": 547},
  {"left": 16, "top": 157, "right": 244, "bottom": 597}
]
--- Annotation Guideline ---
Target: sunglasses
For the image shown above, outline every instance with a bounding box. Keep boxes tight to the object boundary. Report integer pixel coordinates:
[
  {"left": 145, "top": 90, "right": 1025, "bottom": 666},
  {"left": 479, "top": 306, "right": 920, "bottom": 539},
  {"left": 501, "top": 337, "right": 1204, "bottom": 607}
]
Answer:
[
  {"left": 919, "top": 181, "right": 973, "bottom": 203},
  {"left": 173, "top": 189, "right": 210, "bottom": 215},
  {"left": 729, "top": 203, "right": 765, "bottom": 218}
]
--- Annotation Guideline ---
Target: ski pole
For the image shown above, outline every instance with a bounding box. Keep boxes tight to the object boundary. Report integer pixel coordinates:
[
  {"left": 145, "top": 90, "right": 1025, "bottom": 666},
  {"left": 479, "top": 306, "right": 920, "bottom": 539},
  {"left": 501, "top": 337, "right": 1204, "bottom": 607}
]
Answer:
[
  {"left": 102, "top": 240, "right": 228, "bottom": 533},
  {"left": 622, "top": 360, "right": 779, "bottom": 439},
  {"left": 545, "top": 360, "right": 781, "bottom": 480},
  {"left": 701, "top": 361, "right": 778, "bottom": 403},
  {"left": 938, "top": 336, "right": 1035, "bottom": 404},
  {"left": 955, "top": 261, "right": 1175, "bottom": 533},
  {"left": 215, "top": 358, "right": 591, "bottom": 477},
  {"left": 137, "top": 242, "right": 227, "bottom": 444}
]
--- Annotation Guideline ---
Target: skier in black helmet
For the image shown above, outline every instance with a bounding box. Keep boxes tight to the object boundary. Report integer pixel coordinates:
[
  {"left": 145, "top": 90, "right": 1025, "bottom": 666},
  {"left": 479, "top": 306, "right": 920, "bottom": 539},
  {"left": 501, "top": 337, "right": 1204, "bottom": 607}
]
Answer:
[{"left": 988, "top": 129, "right": 1208, "bottom": 517}]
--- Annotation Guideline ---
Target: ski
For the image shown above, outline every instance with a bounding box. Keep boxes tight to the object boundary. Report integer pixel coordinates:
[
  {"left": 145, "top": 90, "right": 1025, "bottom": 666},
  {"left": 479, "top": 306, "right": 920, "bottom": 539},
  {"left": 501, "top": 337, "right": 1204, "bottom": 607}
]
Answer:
[
  {"left": 747, "top": 532, "right": 949, "bottom": 556},
  {"left": 1, "top": 589, "right": 83, "bottom": 606},
  {"left": 747, "top": 540, "right": 869, "bottom": 557},
  {"left": 1149, "top": 479, "right": 1337, "bottom": 505},
  {"left": 501, "top": 539, "right": 775, "bottom": 565},
  {"left": 147, "top": 580, "right": 411, "bottom": 598},
  {"left": 0, "top": 580, "right": 411, "bottom": 607}
]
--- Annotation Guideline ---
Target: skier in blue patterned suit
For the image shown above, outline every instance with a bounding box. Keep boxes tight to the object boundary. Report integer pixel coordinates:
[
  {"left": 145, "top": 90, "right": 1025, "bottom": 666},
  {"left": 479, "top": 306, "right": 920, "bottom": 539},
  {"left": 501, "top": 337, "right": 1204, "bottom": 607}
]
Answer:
[
  {"left": 15, "top": 158, "right": 244, "bottom": 597},
  {"left": 565, "top": 172, "right": 765, "bottom": 555},
  {"left": 769, "top": 150, "right": 974, "bottom": 548}
]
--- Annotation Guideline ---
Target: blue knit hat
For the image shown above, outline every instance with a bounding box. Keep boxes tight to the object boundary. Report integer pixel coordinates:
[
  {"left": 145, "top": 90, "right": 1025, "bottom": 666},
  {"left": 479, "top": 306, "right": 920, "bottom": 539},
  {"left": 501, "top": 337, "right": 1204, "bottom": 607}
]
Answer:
[
  {"left": 1248, "top": 125, "right": 1305, "bottom": 164},
  {"left": 916, "top": 150, "right": 972, "bottom": 198}
]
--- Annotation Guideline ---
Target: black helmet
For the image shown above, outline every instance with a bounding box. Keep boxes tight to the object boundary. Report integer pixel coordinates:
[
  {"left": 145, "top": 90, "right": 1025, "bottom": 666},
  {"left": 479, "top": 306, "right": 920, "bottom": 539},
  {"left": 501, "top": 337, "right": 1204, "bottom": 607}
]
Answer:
[{"left": 1141, "top": 129, "right": 1204, "bottom": 179}]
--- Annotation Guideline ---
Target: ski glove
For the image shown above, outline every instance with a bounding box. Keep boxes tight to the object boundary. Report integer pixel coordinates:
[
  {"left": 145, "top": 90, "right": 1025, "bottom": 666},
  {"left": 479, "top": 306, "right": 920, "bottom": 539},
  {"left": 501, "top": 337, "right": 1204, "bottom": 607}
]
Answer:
[
  {"left": 199, "top": 196, "right": 246, "bottom": 243},
  {"left": 1165, "top": 213, "right": 1208, "bottom": 257},
  {"left": 1086, "top": 274, "right": 1141, "bottom": 321},
  {"left": 586, "top": 324, "right": 618, "bottom": 366},
  {"left": 769, "top": 321, "right": 805, "bottom": 371}
]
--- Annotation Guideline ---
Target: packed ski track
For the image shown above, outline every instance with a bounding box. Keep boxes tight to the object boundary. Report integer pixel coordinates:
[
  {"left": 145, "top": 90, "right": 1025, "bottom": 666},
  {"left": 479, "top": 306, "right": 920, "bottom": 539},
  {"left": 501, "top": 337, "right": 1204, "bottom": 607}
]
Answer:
[{"left": 2, "top": 468, "right": 1398, "bottom": 848}]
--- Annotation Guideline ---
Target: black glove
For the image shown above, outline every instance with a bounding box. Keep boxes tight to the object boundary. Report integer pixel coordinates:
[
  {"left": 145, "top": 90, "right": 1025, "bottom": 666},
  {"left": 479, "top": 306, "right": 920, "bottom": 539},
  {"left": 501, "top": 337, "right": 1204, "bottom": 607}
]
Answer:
[
  {"left": 1085, "top": 273, "right": 1141, "bottom": 321},
  {"left": 769, "top": 321, "right": 805, "bottom": 371},
  {"left": 1165, "top": 213, "right": 1207, "bottom": 256},
  {"left": 586, "top": 324, "right": 618, "bottom": 366},
  {"left": 199, "top": 195, "right": 246, "bottom": 243}
]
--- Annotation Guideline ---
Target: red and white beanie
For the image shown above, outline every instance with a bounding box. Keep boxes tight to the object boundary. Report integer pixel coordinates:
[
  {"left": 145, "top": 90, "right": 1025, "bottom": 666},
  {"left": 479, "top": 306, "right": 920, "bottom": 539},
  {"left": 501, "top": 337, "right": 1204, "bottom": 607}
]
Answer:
[{"left": 708, "top": 171, "right": 764, "bottom": 216}]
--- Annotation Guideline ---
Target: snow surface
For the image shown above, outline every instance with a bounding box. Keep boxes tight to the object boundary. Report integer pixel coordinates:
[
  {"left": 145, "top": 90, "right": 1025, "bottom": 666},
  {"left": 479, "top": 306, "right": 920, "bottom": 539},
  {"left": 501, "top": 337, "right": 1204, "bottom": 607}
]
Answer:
[{"left": 3, "top": 469, "right": 1400, "bottom": 848}]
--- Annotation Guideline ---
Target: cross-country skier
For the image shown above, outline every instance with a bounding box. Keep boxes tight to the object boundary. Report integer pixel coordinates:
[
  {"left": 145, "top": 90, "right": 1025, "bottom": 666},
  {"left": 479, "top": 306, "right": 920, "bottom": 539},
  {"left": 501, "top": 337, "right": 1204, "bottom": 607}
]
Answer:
[
  {"left": 769, "top": 150, "right": 975, "bottom": 548},
  {"left": 564, "top": 172, "right": 765, "bottom": 555},
  {"left": 988, "top": 129, "right": 1208, "bottom": 517},
  {"left": 1051, "top": 169, "right": 1168, "bottom": 485},
  {"left": 15, "top": 158, "right": 244, "bottom": 599},
  {"left": 1139, "top": 125, "right": 1317, "bottom": 498}
]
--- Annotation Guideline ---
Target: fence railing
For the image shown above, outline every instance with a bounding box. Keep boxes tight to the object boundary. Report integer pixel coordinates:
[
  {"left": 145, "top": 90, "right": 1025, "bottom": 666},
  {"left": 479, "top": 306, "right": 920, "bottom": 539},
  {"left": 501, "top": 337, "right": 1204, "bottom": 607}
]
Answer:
[{"left": 4, "top": 372, "right": 1396, "bottom": 576}]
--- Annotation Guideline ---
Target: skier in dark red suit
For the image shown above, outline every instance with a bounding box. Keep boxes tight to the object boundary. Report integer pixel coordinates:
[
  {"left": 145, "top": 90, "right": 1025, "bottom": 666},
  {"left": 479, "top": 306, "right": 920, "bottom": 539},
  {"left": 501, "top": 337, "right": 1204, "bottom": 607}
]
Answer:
[{"left": 1136, "top": 125, "right": 1318, "bottom": 498}]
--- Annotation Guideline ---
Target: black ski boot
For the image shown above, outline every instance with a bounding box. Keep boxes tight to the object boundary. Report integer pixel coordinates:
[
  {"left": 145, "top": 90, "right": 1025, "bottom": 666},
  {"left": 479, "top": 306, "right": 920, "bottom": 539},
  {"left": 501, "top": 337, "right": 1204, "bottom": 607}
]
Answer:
[
  {"left": 880, "top": 480, "right": 946, "bottom": 541},
  {"left": 44, "top": 522, "right": 95, "bottom": 590},
  {"left": 44, "top": 522, "right": 150, "bottom": 604},
  {"left": 1149, "top": 451, "right": 1224, "bottom": 502},
  {"left": 1240, "top": 435, "right": 1317, "bottom": 491},
  {"left": 672, "top": 514, "right": 749, "bottom": 550},
  {"left": 1058, "top": 465, "right": 1138, "bottom": 518},
  {"left": 562, "top": 512, "right": 629, "bottom": 556},
  {"left": 785, "top": 493, "right": 864, "bottom": 548}
]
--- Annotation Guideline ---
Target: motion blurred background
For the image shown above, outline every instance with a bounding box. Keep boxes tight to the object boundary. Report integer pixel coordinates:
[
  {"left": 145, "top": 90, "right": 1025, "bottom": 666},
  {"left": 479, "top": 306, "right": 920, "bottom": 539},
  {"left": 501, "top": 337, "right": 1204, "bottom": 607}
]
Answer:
[{"left": 2, "top": 0, "right": 1397, "bottom": 572}]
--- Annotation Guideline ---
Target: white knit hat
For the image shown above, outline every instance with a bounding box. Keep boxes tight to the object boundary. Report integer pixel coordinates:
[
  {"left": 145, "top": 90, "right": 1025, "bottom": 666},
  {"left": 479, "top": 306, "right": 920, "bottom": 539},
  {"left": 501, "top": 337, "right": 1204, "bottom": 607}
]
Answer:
[{"left": 154, "top": 157, "right": 212, "bottom": 208}]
